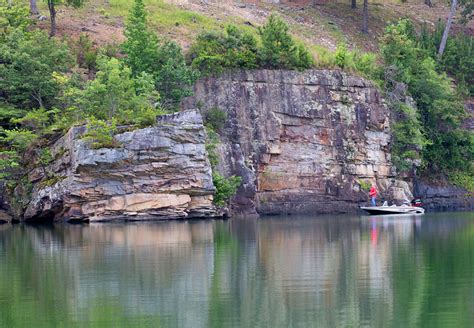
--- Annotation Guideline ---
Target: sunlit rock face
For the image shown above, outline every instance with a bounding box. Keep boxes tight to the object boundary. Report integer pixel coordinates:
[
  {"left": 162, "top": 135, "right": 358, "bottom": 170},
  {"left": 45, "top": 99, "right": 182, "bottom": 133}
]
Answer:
[
  {"left": 183, "top": 70, "right": 409, "bottom": 215},
  {"left": 24, "top": 110, "right": 220, "bottom": 222}
]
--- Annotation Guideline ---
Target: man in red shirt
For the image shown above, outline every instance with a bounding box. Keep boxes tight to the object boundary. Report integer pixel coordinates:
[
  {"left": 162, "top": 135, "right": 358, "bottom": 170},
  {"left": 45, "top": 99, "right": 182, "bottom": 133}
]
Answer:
[{"left": 369, "top": 185, "right": 377, "bottom": 206}]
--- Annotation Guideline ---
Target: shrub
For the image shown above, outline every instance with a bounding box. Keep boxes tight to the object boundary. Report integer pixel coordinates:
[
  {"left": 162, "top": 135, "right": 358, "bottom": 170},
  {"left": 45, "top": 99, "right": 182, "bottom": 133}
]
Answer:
[
  {"left": 64, "top": 56, "right": 159, "bottom": 122},
  {"left": 0, "top": 102, "right": 26, "bottom": 129},
  {"left": 82, "top": 117, "right": 120, "bottom": 149},
  {"left": 189, "top": 14, "right": 313, "bottom": 73},
  {"left": 204, "top": 107, "right": 227, "bottom": 132},
  {"left": 0, "top": 128, "right": 37, "bottom": 152},
  {"left": 212, "top": 172, "right": 242, "bottom": 207},
  {"left": 449, "top": 171, "right": 474, "bottom": 192},
  {"left": 391, "top": 102, "right": 428, "bottom": 172},
  {"left": 351, "top": 51, "right": 381, "bottom": 82},
  {"left": 189, "top": 25, "right": 258, "bottom": 75},
  {"left": 0, "top": 1, "right": 30, "bottom": 39},
  {"left": 357, "top": 179, "right": 371, "bottom": 192},
  {"left": 0, "top": 150, "right": 20, "bottom": 180},
  {"left": 258, "top": 14, "right": 313, "bottom": 70},
  {"left": 72, "top": 33, "right": 98, "bottom": 73},
  {"left": 335, "top": 43, "right": 348, "bottom": 69},
  {"left": 10, "top": 108, "right": 51, "bottom": 132},
  {"left": 205, "top": 127, "right": 220, "bottom": 168}
]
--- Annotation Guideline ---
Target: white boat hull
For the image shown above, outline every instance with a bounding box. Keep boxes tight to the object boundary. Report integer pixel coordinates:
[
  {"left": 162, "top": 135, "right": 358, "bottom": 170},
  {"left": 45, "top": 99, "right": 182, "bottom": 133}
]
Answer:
[{"left": 360, "top": 206, "right": 425, "bottom": 215}]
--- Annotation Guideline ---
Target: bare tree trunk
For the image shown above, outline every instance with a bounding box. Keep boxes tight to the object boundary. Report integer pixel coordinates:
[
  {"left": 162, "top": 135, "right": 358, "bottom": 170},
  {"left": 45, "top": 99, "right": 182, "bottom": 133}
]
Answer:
[
  {"left": 424, "top": 0, "right": 433, "bottom": 7},
  {"left": 438, "top": 0, "right": 458, "bottom": 60},
  {"left": 47, "top": 0, "right": 57, "bottom": 37},
  {"left": 352, "top": 0, "right": 357, "bottom": 9},
  {"left": 362, "top": 0, "right": 368, "bottom": 34},
  {"left": 30, "top": 0, "right": 40, "bottom": 15}
]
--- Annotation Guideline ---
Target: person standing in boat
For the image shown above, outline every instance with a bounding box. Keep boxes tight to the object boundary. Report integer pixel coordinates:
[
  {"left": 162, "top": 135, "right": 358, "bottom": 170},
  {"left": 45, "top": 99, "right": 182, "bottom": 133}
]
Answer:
[{"left": 369, "top": 184, "right": 377, "bottom": 206}]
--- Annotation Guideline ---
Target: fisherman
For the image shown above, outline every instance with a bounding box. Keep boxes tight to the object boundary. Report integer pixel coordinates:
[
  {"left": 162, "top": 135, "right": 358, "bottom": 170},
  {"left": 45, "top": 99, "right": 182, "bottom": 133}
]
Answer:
[{"left": 369, "top": 184, "right": 377, "bottom": 207}]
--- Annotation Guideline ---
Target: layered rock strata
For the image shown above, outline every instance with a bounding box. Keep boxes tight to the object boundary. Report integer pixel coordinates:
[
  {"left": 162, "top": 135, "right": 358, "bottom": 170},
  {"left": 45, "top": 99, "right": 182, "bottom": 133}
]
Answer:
[
  {"left": 183, "top": 70, "right": 412, "bottom": 215},
  {"left": 416, "top": 181, "right": 474, "bottom": 212},
  {"left": 24, "top": 110, "right": 220, "bottom": 222}
]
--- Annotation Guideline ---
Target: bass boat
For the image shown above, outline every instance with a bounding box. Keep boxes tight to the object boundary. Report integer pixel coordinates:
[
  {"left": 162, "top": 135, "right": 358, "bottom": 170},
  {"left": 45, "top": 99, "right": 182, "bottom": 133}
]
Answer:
[{"left": 360, "top": 204, "right": 425, "bottom": 215}]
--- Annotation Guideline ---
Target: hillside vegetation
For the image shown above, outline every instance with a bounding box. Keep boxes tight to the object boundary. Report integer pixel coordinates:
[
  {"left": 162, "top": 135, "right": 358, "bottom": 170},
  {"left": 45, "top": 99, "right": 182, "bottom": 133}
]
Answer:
[
  {"left": 18, "top": 0, "right": 473, "bottom": 56},
  {"left": 0, "top": 0, "right": 473, "bottom": 211}
]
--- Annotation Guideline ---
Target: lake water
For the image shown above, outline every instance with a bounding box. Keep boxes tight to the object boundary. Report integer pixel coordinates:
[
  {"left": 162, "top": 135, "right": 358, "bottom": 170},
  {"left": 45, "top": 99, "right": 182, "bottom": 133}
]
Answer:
[{"left": 0, "top": 212, "right": 473, "bottom": 327}]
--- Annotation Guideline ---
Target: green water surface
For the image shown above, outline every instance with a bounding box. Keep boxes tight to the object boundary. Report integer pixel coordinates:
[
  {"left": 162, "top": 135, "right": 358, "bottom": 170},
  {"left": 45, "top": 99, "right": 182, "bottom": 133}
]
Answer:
[{"left": 0, "top": 212, "right": 473, "bottom": 327}]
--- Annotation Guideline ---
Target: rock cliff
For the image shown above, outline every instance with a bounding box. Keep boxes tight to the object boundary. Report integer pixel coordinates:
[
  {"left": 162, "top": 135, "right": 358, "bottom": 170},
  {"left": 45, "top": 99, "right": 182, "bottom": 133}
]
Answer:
[
  {"left": 415, "top": 181, "right": 474, "bottom": 212},
  {"left": 15, "top": 69, "right": 469, "bottom": 221},
  {"left": 23, "top": 110, "right": 220, "bottom": 222},
  {"left": 183, "top": 70, "right": 412, "bottom": 216}
]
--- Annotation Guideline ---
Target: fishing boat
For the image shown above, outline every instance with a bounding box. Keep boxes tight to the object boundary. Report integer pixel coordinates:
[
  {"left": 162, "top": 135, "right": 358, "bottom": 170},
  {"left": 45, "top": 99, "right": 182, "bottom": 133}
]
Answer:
[{"left": 360, "top": 203, "right": 425, "bottom": 215}]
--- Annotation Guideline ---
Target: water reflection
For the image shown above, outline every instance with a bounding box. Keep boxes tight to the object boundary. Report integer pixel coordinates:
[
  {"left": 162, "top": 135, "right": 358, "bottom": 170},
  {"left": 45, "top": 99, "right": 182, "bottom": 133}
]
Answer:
[{"left": 0, "top": 213, "right": 473, "bottom": 327}]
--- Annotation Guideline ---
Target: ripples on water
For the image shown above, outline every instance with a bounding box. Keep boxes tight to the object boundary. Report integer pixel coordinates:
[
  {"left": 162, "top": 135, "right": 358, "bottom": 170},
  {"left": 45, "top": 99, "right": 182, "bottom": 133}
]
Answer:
[{"left": 0, "top": 212, "right": 473, "bottom": 327}]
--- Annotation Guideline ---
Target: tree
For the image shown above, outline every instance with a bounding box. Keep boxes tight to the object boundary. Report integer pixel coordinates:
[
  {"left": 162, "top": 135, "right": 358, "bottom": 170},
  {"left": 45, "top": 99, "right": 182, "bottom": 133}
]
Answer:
[
  {"left": 154, "top": 40, "right": 199, "bottom": 107},
  {"left": 381, "top": 19, "right": 473, "bottom": 174},
  {"left": 30, "top": 0, "right": 39, "bottom": 15},
  {"left": 122, "top": 0, "right": 158, "bottom": 75},
  {"left": 45, "top": 0, "right": 86, "bottom": 37},
  {"left": 352, "top": 0, "right": 357, "bottom": 9},
  {"left": 362, "top": 0, "right": 368, "bottom": 34},
  {"left": 65, "top": 55, "right": 158, "bottom": 122},
  {"left": 258, "top": 14, "right": 313, "bottom": 70},
  {"left": 438, "top": 0, "right": 458, "bottom": 60},
  {"left": 0, "top": 29, "right": 73, "bottom": 108},
  {"left": 122, "top": 0, "right": 198, "bottom": 108}
]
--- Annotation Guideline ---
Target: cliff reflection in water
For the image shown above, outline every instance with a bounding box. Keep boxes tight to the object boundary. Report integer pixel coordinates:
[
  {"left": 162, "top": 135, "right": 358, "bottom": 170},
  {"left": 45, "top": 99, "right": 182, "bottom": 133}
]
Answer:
[{"left": 1, "top": 213, "right": 473, "bottom": 327}]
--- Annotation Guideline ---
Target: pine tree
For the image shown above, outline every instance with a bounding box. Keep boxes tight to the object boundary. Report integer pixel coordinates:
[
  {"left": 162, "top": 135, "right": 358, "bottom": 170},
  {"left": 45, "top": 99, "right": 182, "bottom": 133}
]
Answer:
[
  {"left": 122, "top": 0, "right": 198, "bottom": 108},
  {"left": 122, "top": 0, "right": 159, "bottom": 75}
]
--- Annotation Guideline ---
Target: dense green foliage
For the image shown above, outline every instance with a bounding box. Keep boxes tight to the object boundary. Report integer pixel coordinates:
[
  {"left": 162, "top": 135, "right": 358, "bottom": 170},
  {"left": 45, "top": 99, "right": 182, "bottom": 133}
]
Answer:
[
  {"left": 122, "top": 0, "right": 198, "bottom": 107},
  {"left": 212, "top": 172, "right": 242, "bottom": 207},
  {"left": 390, "top": 102, "right": 427, "bottom": 172},
  {"left": 82, "top": 117, "right": 120, "bottom": 149},
  {"left": 333, "top": 43, "right": 381, "bottom": 82},
  {"left": 63, "top": 56, "right": 159, "bottom": 122},
  {"left": 122, "top": 0, "right": 159, "bottom": 75},
  {"left": 0, "top": 29, "right": 73, "bottom": 109},
  {"left": 258, "top": 14, "right": 313, "bottom": 70},
  {"left": 381, "top": 19, "right": 473, "bottom": 188},
  {"left": 204, "top": 107, "right": 227, "bottom": 132},
  {"left": 189, "top": 14, "right": 313, "bottom": 74},
  {"left": 188, "top": 25, "right": 259, "bottom": 75},
  {"left": 418, "top": 22, "right": 473, "bottom": 97},
  {"left": 0, "top": 1, "right": 30, "bottom": 36}
]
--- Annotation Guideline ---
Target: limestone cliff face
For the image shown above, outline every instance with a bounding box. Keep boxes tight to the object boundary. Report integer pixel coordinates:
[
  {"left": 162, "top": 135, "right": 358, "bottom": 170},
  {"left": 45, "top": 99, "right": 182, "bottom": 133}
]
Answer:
[
  {"left": 24, "top": 110, "right": 220, "bottom": 222},
  {"left": 183, "top": 70, "right": 411, "bottom": 215}
]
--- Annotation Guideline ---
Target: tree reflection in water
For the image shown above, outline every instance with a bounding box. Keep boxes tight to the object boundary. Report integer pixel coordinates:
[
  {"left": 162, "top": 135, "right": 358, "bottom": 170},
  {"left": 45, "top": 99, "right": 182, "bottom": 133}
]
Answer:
[{"left": 0, "top": 213, "right": 473, "bottom": 327}]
